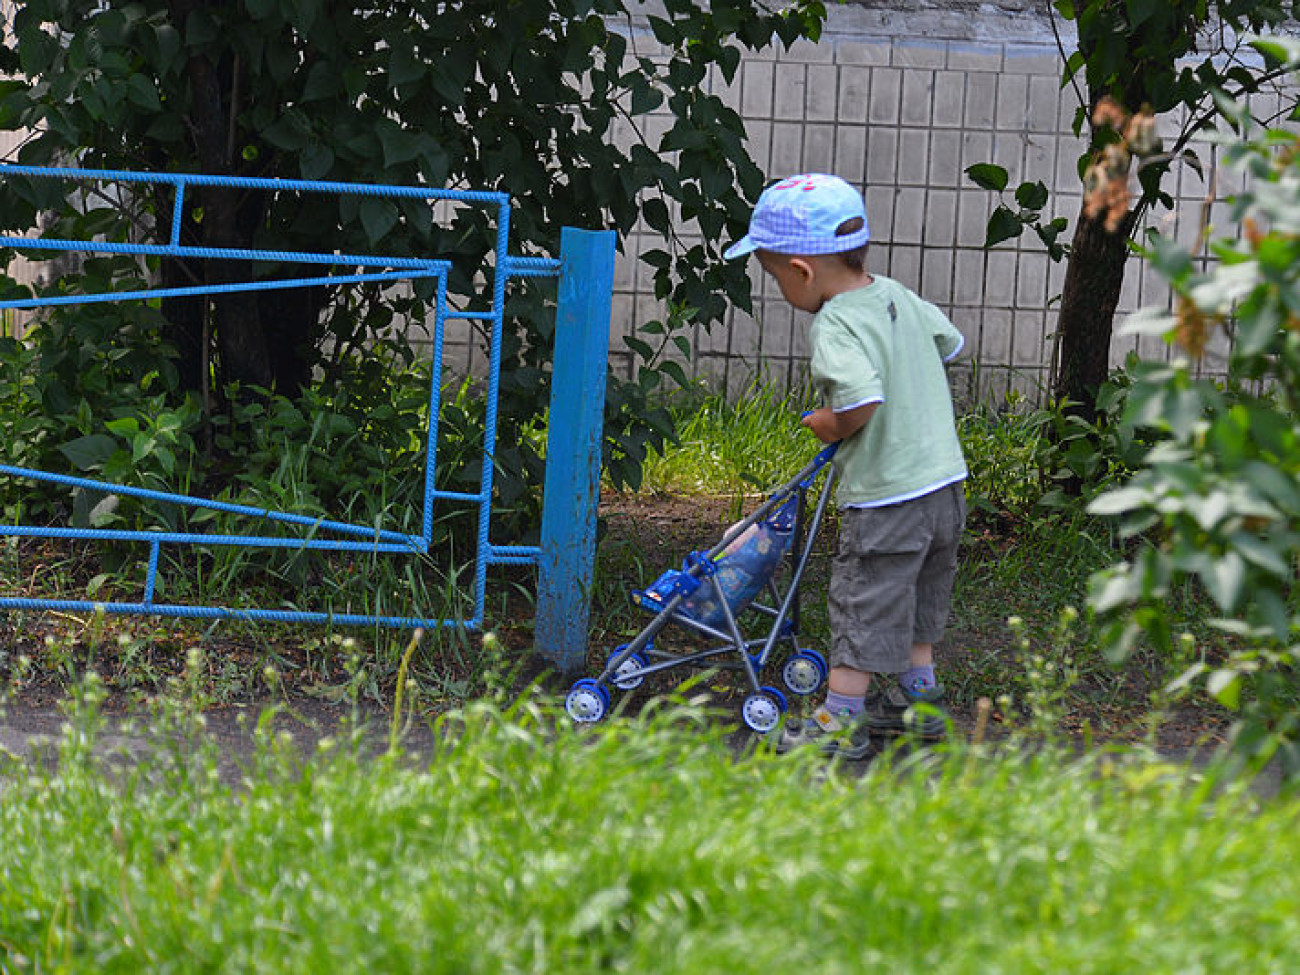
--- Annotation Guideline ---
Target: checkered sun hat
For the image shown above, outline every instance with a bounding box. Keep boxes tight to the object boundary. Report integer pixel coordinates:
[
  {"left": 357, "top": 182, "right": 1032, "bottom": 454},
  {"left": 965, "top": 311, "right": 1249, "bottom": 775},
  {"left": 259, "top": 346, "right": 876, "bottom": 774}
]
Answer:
[{"left": 723, "top": 173, "right": 870, "bottom": 259}]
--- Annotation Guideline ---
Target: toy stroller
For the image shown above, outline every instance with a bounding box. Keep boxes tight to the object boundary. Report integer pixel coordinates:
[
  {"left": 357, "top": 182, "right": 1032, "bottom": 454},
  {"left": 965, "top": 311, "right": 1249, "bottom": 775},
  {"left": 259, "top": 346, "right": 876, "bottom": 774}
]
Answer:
[{"left": 565, "top": 441, "right": 838, "bottom": 734}]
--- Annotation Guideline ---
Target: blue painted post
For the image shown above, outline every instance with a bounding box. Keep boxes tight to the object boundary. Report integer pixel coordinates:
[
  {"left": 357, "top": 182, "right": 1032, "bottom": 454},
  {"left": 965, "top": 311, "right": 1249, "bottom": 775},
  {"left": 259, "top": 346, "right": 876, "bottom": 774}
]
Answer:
[{"left": 536, "top": 227, "right": 616, "bottom": 672}]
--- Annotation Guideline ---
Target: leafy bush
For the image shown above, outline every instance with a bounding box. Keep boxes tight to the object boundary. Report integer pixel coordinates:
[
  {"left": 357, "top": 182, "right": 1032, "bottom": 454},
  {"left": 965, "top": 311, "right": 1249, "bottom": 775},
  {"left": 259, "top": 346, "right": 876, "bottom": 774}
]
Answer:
[
  {"left": 0, "top": 282, "right": 193, "bottom": 524},
  {"left": 1088, "top": 46, "right": 1300, "bottom": 778},
  {"left": 1036, "top": 367, "right": 1153, "bottom": 507},
  {"left": 957, "top": 377, "right": 1149, "bottom": 522},
  {"left": 0, "top": 0, "right": 827, "bottom": 521},
  {"left": 0, "top": 323, "right": 520, "bottom": 614}
]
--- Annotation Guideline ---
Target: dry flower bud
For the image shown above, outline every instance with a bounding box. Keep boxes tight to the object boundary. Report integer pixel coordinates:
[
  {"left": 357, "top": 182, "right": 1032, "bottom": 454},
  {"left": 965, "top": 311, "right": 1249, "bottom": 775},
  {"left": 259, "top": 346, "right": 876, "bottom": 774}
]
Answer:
[
  {"left": 1175, "top": 294, "right": 1209, "bottom": 360},
  {"left": 1124, "top": 108, "right": 1161, "bottom": 157},
  {"left": 1092, "top": 95, "right": 1129, "bottom": 131}
]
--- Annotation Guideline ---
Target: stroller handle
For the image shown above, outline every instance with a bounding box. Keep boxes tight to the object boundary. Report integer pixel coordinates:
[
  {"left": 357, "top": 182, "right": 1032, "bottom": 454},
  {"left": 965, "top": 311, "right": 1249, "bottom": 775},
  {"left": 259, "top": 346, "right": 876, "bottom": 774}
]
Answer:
[
  {"left": 800, "top": 441, "right": 838, "bottom": 489},
  {"left": 795, "top": 411, "right": 839, "bottom": 487}
]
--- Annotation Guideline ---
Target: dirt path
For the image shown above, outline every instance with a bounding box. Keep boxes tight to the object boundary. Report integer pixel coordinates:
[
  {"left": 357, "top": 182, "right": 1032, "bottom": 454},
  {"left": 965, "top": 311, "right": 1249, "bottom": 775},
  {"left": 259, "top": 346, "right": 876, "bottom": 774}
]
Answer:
[
  {"left": 1, "top": 690, "right": 1281, "bottom": 798},
  {"left": 0, "top": 695, "right": 439, "bottom": 784}
]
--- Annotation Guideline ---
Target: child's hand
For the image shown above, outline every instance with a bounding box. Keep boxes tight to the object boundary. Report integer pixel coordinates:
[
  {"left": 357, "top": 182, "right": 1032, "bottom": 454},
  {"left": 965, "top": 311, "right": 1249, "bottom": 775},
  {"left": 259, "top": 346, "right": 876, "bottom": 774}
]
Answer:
[
  {"left": 801, "top": 408, "right": 840, "bottom": 443},
  {"left": 801, "top": 403, "right": 876, "bottom": 443}
]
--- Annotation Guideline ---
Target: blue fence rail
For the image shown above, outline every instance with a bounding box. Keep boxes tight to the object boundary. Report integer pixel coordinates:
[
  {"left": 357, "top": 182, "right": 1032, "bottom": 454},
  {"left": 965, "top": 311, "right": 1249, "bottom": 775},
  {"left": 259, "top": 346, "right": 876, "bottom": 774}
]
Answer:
[{"left": 0, "top": 165, "right": 613, "bottom": 670}]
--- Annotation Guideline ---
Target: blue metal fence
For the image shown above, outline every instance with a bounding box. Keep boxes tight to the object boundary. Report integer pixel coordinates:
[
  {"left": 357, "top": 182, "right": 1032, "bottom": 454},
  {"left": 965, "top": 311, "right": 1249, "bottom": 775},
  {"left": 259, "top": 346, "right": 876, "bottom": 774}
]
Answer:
[{"left": 0, "top": 165, "right": 613, "bottom": 667}]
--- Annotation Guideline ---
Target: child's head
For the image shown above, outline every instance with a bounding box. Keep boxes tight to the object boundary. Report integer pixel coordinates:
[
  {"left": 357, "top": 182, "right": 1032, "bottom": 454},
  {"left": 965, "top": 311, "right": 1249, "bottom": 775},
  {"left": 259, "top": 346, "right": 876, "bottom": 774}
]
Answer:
[{"left": 724, "top": 173, "right": 871, "bottom": 312}]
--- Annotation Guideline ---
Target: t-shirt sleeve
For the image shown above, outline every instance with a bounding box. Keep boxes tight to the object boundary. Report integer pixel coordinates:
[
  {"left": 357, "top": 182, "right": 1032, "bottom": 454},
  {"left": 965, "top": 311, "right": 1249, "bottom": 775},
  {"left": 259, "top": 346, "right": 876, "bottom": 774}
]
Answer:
[
  {"left": 919, "top": 298, "right": 965, "bottom": 362},
  {"left": 809, "top": 310, "right": 883, "bottom": 411}
]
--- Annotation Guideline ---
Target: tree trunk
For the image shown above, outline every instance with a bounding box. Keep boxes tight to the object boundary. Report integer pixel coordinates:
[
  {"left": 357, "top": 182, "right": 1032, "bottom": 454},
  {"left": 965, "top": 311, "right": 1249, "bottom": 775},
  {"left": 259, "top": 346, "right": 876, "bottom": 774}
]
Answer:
[
  {"left": 1052, "top": 203, "right": 1138, "bottom": 423},
  {"left": 159, "top": 258, "right": 207, "bottom": 395},
  {"left": 259, "top": 281, "right": 326, "bottom": 396}
]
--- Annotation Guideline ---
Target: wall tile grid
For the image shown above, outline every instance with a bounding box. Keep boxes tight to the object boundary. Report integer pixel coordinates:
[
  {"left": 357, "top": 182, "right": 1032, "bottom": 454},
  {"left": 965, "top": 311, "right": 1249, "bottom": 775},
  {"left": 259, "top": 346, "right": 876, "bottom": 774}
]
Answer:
[{"left": 614, "top": 30, "right": 1251, "bottom": 407}]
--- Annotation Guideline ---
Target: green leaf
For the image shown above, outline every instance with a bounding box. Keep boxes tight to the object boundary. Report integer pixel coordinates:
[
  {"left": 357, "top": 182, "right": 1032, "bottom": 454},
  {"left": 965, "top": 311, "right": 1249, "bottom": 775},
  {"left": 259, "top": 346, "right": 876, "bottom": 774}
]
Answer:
[
  {"left": 965, "top": 163, "right": 1008, "bottom": 193},
  {"left": 983, "top": 205, "right": 1024, "bottom": 248},
  {"left": 183, "top": 8, "right": 221, "bottom": 48},
  {"left": 126, "top": 73, "right": 162, "bottom": 112},
  {"left": 88, "top": 493, "right": 120, "bottom": 528},
  {"left": 1125, "top": 0, "right": 1161, "bottom": 28},
  {"left": 1014, "top": 180, "right": 1049, "bottom": 211},
  {"left": 1088, "top": 566, "right": 1142, "bottom": 613},
  {"left": 1086, "top": 485, "right": 1150, "bottom": 517},
  {"left": 377, "top": 124, "right": 425, "bottom": 168},
  {"left": 300, "top": 142, "right": 334, "bottom": 180},
  {"left": 1206, "top": 668, "right": 1242, "bottom": 709},
  {"left": 1034, "top": 217, "right": 1070, "bottom": 261},
  {"left": 630, "top": 81, "right": 663, "bottom": 115},
  {"left": 59, "top": 433, "right": 117, "bottom": 471},
  {"left": 642, "top": 198, "right": 671, "bottom": 234},
  {"left": 640, "top": 248, "right": 672, "bottom": 270},
  {"left": 658, "top": 359, "right": 689, "bottom": 388},
  {"left": 1201, "top": 551, "right": 1247, "bottom": 612},
  {"left": 359, "top": 198, "right": 398, "bottom": 244},
  {"left": 1228, "top": 533, "right": 1292, "bottom": 579},
  {"left": 647, "top": 16, "right": 680, "bottom": 47},
  {"left": 131, "top": 432, "right": 153, "bottom": 464},
  {"left": 302, "top": 62, "right": 337, "bottom": 102},
  {"left": 623, "top": 334, "right": 654, "bottom": 361},
  {"left": 104, "top": 417, "right": 140, "bottom": 438},
  {"left": 1061, "top": 50, "right": 1086, "bottom": 88},
  {"left": 388, "top": 46, "right": 424, "bottom": 89},
  {"left": 718, "top": 45, "right": 742, "bottom": 85},
  {"left": 1250, "top": 36, "right": 1300, "bottom": 68},
  {"left": 262, "top": 110, "right": 311, "bottom": 152}
]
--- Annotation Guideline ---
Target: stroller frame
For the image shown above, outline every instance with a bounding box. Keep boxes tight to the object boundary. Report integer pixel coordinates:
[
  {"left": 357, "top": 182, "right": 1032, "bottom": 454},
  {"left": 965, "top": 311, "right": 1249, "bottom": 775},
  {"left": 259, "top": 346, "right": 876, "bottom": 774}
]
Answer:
[{"left": 566, "top": 443, "right": 838, "bottom": 733}]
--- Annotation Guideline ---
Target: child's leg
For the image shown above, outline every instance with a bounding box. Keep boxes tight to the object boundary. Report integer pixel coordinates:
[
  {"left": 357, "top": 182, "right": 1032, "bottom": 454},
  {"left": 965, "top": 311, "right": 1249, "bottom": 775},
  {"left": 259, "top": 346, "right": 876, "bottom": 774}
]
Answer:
[
  {"left": 828, "top": 666, "right": 871, "bottom": 696},
  {"left": 900, "top": 483, "right": 965, "bottom": 692},
  {"left": 900, "top": 642, "right": 936, "bottom": 693},
  {"left": 820, "top": 505, "right": 926, "bottom": 715},
  {"left": 826, "top": 666, "right": 872, "bottom": 717},
  {"left": 777, "top": 494, "right": 953, "bottom": 753},
  {"left": 864, "top": 486, "right": 966, "bottom": 736},
  {"left": 825, "top": 505, "right": 926, "bottom": 679}
]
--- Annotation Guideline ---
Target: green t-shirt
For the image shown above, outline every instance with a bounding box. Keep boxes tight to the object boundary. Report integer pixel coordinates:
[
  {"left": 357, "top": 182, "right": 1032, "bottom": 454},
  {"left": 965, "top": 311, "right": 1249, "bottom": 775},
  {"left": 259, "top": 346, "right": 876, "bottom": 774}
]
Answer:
[{"left": 809, "top": 276, "right": 967, "bottom": 507}]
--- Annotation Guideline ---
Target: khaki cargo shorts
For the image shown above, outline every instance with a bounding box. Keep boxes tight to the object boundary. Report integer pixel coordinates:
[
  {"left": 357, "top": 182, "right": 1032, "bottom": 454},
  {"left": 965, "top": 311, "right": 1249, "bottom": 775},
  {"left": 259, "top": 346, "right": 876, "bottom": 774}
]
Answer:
[{"left": 828, "top": 481, "right": 966, "bottom": 674}]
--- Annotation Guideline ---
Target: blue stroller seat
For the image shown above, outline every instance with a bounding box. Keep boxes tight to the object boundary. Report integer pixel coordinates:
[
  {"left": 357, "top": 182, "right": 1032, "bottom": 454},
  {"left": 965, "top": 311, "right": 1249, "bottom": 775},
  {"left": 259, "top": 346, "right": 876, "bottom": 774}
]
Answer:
[{"left": 634, "top": 494, "right": 797, "bottom": 629}]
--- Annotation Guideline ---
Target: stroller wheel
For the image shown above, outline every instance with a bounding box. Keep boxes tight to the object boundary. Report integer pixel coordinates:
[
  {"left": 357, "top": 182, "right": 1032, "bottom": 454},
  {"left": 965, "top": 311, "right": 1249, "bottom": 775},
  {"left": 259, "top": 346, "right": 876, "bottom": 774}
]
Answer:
[
  {"left": 803, "top": 648, "right": 829, "bottom": 682},
  {"left": 782, "top": 651, "right": 826, "bottom": 696},
  {"left": 566, "top": 679, "right": 609, "bottom": 723},
  {"left": 608, "top": 647, "right": 648, "bottom": 690},
  {"left": 741, "top": 686, "right": 787, "bottom": 734}
]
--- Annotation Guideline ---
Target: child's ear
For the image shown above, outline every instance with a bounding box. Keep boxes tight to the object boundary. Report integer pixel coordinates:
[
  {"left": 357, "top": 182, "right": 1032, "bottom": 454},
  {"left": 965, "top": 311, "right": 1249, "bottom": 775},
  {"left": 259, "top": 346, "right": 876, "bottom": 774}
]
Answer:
[{"left": 788, "top": 257, "right": 815, "bottom": 282}]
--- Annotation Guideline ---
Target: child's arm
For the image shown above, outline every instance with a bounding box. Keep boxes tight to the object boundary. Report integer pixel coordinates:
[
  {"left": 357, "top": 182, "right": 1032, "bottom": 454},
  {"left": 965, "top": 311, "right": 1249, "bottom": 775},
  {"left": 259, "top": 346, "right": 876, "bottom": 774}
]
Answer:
[{"left": 802, "top": 402, "right": 877, "bottom": 444}]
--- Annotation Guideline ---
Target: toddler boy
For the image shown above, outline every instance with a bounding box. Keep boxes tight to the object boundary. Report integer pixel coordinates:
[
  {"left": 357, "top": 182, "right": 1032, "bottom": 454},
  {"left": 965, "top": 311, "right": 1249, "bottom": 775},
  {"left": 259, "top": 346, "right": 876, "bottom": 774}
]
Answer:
[{"left": 723, "top": 173, "right": 967, "bottom": 757}]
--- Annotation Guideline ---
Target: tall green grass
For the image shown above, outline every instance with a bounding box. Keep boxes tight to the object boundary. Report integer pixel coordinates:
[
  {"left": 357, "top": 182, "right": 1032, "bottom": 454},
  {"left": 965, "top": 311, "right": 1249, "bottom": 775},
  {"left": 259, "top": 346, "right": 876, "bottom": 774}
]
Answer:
[
  {"left": 1, "top": 687, "right": 1296, "bottom": 973},
  {"left": 638, "top": 382, "right": 819, "bottom": 496},
  {"left": 640, "top": 384, "right": 1064, "bottom": 517}
]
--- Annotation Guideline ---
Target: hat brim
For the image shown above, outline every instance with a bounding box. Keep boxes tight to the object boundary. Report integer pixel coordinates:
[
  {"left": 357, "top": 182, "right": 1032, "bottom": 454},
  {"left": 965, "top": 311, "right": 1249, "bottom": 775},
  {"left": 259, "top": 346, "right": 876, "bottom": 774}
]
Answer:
[{"left": 722, "top": 236, "right": 758, "bottom": 260}]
